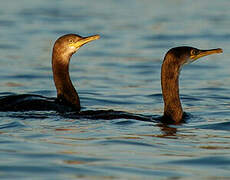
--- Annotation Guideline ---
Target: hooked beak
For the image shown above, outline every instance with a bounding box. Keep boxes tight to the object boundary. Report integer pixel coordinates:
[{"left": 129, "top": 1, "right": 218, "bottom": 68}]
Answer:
[
  {"left": 191, "top": 48, "right": 223, "bottom": 60},
  {"left": 70, "top": 34, "right": 100, "bottom": 48}
]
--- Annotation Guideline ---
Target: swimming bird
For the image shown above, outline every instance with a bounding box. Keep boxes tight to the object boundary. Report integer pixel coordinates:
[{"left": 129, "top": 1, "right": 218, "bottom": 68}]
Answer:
[
  {"left": 161, "top": 46, "right": 222, "bottom": 123},
  {"left": 52, "top": 34, "right": 100, "bottom": 111},
  {"left": 0, "top": 33, "right": 151, "bottom": 122},
  {"left": 0, "top": 34, "right": 100, "bottom": 111}
]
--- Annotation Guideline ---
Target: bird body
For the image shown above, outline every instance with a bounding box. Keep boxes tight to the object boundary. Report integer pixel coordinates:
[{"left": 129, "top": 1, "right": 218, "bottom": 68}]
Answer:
[{"left": 0, "top": 94, "right": 68, "bottom": 112}]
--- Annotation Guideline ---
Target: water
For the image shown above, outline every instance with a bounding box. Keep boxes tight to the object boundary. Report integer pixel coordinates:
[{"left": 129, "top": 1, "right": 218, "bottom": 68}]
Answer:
[{"left": 0, "top": 0, "right": 230, "bottom": 179}]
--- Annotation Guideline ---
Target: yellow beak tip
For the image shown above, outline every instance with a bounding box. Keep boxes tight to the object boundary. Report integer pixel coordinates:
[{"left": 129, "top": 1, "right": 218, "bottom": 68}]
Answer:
[
  {"left": 94, "top": 34, "right": 100, "bottom": 40},
  {"left": 217, "top": 48, "right": 223, "bottom": 53}
]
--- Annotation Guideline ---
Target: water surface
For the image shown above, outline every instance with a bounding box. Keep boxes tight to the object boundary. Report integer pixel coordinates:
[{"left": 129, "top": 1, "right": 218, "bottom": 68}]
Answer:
[{"left": 0, "top": 0, "right": 230, "bottom": 179}]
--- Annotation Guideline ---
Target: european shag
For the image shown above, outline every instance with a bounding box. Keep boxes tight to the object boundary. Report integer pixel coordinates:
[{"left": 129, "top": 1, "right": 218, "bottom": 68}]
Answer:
[
  {"left": 161, "top": 46, "right": 222, "bottom": 123},
  {"left": 0, "top": 34, "right": 100, "bottom": 112}
]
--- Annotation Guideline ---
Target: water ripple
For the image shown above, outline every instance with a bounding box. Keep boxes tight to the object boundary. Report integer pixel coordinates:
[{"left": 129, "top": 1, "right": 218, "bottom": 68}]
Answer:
[
  {"left": 195, "top": 121, "right": 230, "bottom": 131},
  {"left": 144, "top": 33, "right": 230, "bottom": 41},
  {"left": 0, "top": 121, "right": 25, "bottom": 129},
  {"left": 167, "top": 156, "right": 230, "bottom": 166},
  {"left": 98, "top": 139, "right": 156, "bottom": 147}
]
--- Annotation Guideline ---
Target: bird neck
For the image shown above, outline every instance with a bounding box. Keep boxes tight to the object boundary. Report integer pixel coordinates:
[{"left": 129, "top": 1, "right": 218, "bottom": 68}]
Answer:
[
  {"left": 52, "top": 50, "right": 80, "bottom": 111},
  {"left": 161, "top": 55, "right": 183, "bottom": 123}
]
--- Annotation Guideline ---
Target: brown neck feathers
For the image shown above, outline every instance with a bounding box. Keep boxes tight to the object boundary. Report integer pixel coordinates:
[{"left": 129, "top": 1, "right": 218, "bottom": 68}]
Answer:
[
  {"left": 161, "top": 53, "right": 183, "bottom": 123},
  {"left": 52, "top": 48, "right": 81, "bottom": 111}
]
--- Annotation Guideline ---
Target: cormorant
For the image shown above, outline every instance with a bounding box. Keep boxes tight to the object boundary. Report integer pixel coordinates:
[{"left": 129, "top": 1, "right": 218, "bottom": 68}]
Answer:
[
  {"left": 161, "top": 46, "right": 222, "bottom": 123},
  {"left": 0, "top": 34, "right": 100, "bottom": 112}
]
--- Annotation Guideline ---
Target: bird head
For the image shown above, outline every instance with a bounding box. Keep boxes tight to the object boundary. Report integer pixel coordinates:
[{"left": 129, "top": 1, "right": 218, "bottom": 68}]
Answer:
[
  {"left": 53, "top": 34, "right": 100, "bottom": 58},
  {"left": 166, "top": 46, "right": 223, "bottom": 67}
]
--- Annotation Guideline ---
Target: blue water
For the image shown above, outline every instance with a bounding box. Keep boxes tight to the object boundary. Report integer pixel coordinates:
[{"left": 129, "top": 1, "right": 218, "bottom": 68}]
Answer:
[{"left": 0, "top": 0, "right": 230, "bottom": 179}]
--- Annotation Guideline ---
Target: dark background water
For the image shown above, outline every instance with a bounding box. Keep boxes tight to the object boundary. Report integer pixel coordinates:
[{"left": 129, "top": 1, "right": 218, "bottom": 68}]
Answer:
[{"left": 0, "top": 0, "right": 230, "bottom": 179}]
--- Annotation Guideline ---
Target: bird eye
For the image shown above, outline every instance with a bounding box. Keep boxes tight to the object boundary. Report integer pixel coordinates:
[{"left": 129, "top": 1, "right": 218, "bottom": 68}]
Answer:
[
  {"left": 69, "top": 39, "right": 74, "bottom": 43},
  {"left": 191, "top": 49, "right": 199, "bottom": 56}
]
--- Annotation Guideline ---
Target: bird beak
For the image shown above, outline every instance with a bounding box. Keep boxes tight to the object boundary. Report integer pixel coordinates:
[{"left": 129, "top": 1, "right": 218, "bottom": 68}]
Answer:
[
  {"left": 70, "top": 34, "right": 100, "bottom": 48},
  {"left": 191, "top": 48, "right": 223, "bottom": 60}
]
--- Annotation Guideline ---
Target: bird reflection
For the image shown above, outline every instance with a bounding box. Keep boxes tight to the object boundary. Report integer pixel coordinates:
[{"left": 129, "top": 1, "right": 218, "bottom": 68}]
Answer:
[{"left": 157, "top": 123, "right": 178, "bottom": 137}]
